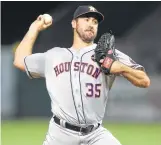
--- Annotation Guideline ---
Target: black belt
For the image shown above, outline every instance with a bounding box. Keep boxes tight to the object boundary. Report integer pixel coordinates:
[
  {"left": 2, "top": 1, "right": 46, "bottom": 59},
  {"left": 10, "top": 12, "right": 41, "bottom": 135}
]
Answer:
[{"left": 53, "top": 116, "right": 100, "bottom": 134}]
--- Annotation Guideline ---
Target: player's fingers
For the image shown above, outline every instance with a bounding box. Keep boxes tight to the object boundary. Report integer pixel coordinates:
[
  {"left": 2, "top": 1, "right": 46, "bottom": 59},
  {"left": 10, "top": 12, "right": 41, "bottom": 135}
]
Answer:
[
  {"left": 43, "top": 19, "right": 53, "bottom": 29},
  {"left": 46, "top": 19, "right": 53, "bottom": 26},
  {"left": 37, "top": 15, "right": 44, "bottom": 22},
  {"left": 37, "top": 15, "right": 42, "bottom": 20}
]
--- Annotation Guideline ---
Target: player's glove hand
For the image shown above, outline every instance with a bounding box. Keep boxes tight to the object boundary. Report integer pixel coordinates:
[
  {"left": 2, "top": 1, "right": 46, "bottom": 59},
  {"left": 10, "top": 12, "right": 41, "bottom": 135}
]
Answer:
[{"left": 94, "top": 33, "right": 116, "bottom": 75}]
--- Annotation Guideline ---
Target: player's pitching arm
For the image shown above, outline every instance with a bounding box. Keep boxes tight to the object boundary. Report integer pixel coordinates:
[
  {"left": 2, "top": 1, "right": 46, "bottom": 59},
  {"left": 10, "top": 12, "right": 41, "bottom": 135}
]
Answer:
[
  {"left": 13, "top": 14, "right": 52, "bottom": 71},
  {"left": 110, "top": 61, "right": 150, "bottom": 88}
]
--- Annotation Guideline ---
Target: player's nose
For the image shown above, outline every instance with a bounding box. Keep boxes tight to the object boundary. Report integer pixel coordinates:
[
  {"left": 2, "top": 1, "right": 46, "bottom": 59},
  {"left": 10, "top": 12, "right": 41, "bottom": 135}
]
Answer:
[{"left": 88, "top": 21, "right": 95, "bottom": 27}]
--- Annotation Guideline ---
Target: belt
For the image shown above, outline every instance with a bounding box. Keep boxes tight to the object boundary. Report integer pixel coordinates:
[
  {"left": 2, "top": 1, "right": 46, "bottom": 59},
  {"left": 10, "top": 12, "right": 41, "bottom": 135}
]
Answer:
[{"left": 53, "top": 116, "right": 100, "bottom": 134}]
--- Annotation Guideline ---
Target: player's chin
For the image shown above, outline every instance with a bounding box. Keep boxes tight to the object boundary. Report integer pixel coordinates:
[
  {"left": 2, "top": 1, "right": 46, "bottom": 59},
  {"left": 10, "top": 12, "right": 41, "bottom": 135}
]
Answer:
[
  {"left": 86, "top": 34, "right": 96, "bottom": 40},
  {"left": 84, "top": 36, "right": 95, "bottom": 43},
  {"left": 86, "top": 31, "right": 95, "bottom": 37}
]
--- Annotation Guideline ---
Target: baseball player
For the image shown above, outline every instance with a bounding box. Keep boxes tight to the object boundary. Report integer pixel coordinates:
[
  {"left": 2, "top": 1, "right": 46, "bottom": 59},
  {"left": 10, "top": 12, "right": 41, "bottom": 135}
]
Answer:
[{"left": 13, "top": 5, "right": 150, "bottom": 145}]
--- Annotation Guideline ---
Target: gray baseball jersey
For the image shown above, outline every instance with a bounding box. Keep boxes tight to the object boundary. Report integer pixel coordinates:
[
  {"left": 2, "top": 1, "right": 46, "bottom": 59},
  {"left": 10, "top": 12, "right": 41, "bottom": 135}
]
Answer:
[{"left": 24, "top": 43, "right": 144, "bottom": 126}]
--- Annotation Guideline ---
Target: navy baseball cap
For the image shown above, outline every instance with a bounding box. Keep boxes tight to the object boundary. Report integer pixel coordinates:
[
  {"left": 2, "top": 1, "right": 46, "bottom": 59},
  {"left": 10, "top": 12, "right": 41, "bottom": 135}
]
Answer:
[{"left": 73, "top": 5, "right": 104, "bottom": 23}]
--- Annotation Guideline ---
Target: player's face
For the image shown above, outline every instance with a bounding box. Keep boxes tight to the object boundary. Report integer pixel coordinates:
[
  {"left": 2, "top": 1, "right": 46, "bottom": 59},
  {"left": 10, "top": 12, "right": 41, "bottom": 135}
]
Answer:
[{"left": 73, "top": 17, "right": 98, "bottom": 43}]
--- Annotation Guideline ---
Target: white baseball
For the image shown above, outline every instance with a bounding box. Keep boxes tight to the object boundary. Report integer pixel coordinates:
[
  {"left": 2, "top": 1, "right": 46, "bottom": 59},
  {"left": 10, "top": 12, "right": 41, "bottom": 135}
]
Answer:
[{"left": 43, "top": 14, "right": 52, "bottom": 24}]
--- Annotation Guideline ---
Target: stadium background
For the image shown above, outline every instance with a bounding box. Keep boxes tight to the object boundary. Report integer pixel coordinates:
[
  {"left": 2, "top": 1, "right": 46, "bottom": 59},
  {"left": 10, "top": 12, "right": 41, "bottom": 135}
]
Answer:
[{"left": 1, "top": 1, "right": 161, "bottom": 145}]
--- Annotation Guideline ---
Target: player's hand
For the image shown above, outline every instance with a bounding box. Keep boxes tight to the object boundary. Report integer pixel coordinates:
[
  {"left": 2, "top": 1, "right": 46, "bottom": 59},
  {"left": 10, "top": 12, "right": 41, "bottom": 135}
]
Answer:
[
  {"left": 95, "top": 33, "right": 116, "bottom": 75},
  {"left": 29, "top": 15, "right": 53, "bottom": 32}
]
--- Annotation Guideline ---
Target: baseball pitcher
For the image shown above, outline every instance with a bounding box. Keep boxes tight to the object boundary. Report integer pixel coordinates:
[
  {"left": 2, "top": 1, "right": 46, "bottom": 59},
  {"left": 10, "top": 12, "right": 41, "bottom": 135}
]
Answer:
[{"left": 13, "top": 5, "right": 150, "bottom": 145}]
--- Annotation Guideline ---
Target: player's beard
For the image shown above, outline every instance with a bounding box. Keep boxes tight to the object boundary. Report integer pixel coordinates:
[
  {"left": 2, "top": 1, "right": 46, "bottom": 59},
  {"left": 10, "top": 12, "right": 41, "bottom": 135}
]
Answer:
[{"left": 76, "top": 27, "right": 97, "bottom": 43}]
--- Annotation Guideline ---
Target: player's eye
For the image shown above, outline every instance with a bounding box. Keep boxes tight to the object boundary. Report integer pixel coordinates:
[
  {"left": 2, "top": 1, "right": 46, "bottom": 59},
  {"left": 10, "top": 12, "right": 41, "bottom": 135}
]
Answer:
[
  {"left": 93, "top": 20, "right": 98, "bottom": 25},
  {"left": 85, "top": 18, "right": 89, "bottom": 22}
]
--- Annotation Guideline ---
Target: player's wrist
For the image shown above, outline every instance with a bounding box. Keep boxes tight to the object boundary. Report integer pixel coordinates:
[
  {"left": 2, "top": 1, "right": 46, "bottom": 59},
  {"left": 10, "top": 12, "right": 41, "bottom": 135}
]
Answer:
[
  {"left": 110, "top": 61, "right": 126, "bottom": 74},
  {"left": 28, "top": 26, "right": 40, "bottom": 37},
  {"left": 29, "top": 23, "right": 41, "bottom": 33}
]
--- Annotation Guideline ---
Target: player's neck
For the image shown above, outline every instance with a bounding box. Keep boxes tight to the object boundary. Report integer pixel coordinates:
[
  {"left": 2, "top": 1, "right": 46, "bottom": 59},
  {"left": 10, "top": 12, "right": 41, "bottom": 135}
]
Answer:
[
  {"left": 72, "top": 41, "right": 93, "bottom": 50},
  {"left": 72, "top": 35, "right": 93, "bottom": 50}
]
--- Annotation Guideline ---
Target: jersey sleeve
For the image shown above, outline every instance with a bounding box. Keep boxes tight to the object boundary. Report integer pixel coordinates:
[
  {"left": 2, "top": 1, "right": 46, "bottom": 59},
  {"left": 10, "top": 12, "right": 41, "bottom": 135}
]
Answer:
[
  {"left": 24, "top": 53, "right": 46, "bottom": 79},
  {"left": 106, "top": 49, "right": 145, "bottom": 90},
  {"left": 115, "top": 49, "right": 145, "bottom": 71}
]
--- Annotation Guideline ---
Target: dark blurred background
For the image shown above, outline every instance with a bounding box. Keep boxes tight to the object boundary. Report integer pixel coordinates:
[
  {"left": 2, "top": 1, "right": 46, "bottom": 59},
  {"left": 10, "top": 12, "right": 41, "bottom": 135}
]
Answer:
[{"left": 1, "top": 1, "right": 161, "bottom": 122}]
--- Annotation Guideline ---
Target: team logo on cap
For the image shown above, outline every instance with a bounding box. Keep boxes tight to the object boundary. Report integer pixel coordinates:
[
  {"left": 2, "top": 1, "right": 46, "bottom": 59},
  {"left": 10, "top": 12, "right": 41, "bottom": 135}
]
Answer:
[{"left": 89, "top": 6, "right": 96, "bottom": 12}]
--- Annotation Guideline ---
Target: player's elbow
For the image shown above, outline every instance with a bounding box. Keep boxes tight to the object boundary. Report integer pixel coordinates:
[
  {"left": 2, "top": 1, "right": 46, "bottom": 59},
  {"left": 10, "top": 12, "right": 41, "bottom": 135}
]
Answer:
[
  {"left": 137, "top": 76, "right": 150, "bottom": 88},
  {"left": 142, "top": 76, "right": 150, "bottom": 88},
  {"left": 13, "top": 61, "right": 25, "bottom": 71}
]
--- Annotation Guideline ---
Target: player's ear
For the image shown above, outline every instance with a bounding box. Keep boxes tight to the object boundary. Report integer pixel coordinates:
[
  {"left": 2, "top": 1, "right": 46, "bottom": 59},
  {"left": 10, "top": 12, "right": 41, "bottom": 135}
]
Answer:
[{"left": 71, "top": 19, "right": 76, "bottom": 29}]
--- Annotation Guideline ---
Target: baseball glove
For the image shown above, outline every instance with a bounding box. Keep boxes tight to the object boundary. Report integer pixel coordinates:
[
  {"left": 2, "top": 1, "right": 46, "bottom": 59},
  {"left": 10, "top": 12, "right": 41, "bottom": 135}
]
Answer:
[{"left": 94, "top": 32, "right": 116, "bottom": 75}]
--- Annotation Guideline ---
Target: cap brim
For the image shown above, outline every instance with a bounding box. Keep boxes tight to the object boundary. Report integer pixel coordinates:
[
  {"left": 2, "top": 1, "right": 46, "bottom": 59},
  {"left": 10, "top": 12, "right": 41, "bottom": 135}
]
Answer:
[{"left": 74, "top": 11, "right": 104, "bottom": 23}]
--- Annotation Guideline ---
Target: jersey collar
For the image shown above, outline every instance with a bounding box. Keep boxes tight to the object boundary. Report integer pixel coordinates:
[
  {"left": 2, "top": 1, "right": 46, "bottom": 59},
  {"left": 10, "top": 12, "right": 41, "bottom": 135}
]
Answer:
[{"left": 70, "top": 43, "right": 97, "bottom": 53}]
